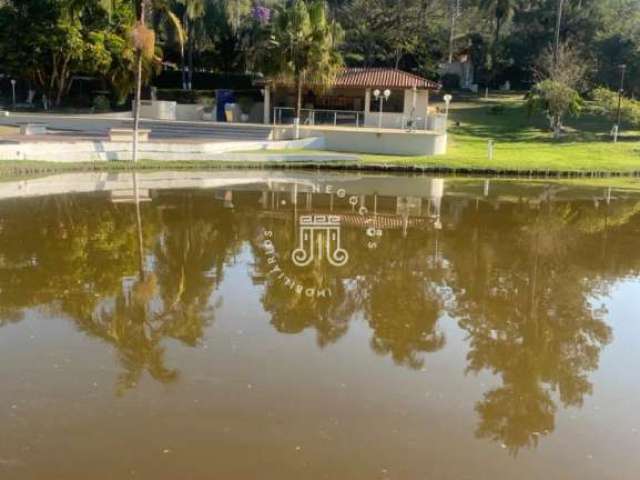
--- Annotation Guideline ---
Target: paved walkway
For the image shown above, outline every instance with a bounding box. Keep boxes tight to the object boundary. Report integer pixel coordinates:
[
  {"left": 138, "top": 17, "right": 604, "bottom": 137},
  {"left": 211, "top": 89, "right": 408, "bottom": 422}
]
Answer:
[{"left": 0, "top": 112, "right": 273, "bottom": 141}]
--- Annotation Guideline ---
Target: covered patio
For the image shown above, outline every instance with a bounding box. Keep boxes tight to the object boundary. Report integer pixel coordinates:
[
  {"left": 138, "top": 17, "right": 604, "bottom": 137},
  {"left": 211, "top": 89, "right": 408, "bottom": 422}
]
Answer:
[{"left": 261, "top": 68, "right": 443, "bottom": 130}]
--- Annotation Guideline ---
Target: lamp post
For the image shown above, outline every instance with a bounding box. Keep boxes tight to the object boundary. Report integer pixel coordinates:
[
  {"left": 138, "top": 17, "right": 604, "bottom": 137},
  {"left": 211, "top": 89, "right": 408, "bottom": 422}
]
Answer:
[
  {"left": 443, "top": 94, "right": 452, "bottom": 124},
  {"left": 613, "top": 64, "right": 627, "bottom": 143},
  {"left": 10, "top": 79, "right": 16, "bottom": 109},
  {"left": 373, "top": 88, "right": 391, "bottom": 129}
]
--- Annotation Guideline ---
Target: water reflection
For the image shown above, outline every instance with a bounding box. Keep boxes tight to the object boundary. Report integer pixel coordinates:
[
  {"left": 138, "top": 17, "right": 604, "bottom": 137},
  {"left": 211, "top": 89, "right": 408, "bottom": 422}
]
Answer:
[
  {"left": 1, "top": 172, "right": 639, "bottom": 454},
  {"left": 448, "top": 198, "right": 617, "bottom": 453}
]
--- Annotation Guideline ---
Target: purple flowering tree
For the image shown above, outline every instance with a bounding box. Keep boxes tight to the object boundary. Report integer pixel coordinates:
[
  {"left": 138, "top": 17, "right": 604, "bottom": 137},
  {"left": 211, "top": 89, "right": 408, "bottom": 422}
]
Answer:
[{"left": 252, "top": 5, "right": 271, "bottom": 25}]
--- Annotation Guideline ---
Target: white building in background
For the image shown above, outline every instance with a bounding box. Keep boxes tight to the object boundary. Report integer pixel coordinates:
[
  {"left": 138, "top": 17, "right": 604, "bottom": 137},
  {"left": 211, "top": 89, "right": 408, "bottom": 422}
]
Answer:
[{"left": 439, "top": 51, "right": 475, "bottom": 90}]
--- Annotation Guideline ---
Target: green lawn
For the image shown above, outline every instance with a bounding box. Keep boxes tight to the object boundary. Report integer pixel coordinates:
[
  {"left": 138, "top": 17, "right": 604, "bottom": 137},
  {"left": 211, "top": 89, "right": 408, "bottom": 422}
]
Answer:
[
  {"left": 358, "top": 92, "right": 640, "bottom": 173},
  {"left": 2, "top": 93, "right": 640, "bottom": 176}
]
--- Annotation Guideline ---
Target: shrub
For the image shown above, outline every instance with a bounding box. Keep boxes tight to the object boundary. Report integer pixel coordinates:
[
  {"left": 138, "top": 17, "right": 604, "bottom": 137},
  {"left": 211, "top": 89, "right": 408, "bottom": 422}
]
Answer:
[
  {"left": 592, "top": 86, "right": 640, "bottom": 127},
  {"left": 92, "top": 95, "right": 111, "bottom": 112}
]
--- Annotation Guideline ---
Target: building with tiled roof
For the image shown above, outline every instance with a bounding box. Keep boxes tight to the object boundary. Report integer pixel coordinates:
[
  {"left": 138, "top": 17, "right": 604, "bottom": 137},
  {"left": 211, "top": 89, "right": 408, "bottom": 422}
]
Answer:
[
  {"left": 260, "top": 68, "right": 442, "bottom": 130},
  {"left": 331, "top": 68, "right": 440, "bottom": 90}
]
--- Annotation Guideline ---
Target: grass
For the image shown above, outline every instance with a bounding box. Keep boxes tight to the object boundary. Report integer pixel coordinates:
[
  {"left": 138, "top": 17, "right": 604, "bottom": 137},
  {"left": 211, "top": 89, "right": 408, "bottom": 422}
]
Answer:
[
  {"left": 1, "top": 92, "right": 640, "bottom": 177},
  {"left": 355, "top": 92, "right": 640, "bottom": 173},
  {"left": 0, "top": 159, "right": 363, "bottom": 179}
]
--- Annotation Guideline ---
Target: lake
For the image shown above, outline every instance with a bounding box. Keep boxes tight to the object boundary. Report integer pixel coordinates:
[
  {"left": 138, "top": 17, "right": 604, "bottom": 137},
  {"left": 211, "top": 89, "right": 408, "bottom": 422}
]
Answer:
[{"left": 1, "top": 170, "right": 639, "bottom": 479}]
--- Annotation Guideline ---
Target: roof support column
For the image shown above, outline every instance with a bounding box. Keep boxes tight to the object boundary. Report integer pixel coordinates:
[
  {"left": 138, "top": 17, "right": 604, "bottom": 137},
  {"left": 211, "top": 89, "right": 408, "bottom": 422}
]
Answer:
[
  {"left": 263, "top": 86, "right": 271, "bottom": 125},
  {"left": 364, "top": 88, "right": 371, "bottom": 127}
]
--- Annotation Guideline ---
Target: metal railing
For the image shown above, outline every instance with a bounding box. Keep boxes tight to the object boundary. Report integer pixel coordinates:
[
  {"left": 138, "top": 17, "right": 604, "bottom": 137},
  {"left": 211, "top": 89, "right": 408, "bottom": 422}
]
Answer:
[
  {"left": 273, "top": 107, "right": 363, "bottom": 128},
  {"left": 272, "top": 107, "right": 447, "bottom": 133}
]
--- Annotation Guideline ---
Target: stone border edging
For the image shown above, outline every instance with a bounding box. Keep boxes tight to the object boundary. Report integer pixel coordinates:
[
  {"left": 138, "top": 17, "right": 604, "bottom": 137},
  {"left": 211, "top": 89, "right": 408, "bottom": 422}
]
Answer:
[{"left": 2, "top": 158, "right": 640, "bottom": 179}]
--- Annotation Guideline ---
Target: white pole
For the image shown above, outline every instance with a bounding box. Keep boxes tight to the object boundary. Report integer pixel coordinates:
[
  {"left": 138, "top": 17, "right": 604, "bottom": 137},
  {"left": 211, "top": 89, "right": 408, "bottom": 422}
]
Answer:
[
  {"left": 411, "top": 86, "right": 417, "bottom": 128},
  {"left": 443, "top": 94, "right": 452, "bottom": 133}
]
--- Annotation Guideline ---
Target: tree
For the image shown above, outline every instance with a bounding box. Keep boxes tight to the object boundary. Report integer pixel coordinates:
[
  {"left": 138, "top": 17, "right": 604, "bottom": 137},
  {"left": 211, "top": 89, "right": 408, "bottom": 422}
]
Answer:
[
  {"left": 131, "top": 0, "right": 183, "bottom": 163},
  {"left": 527, "top": 79, "right": 581, "bottom": 138},
  {"left": 479, "top": 0, "right": 516, "bottom": 47},
  {"left": 175, "top": 0, "right": 206, "bottom": 89},
  {"left": 0, "top": 0, "right": 113, "bottom": 107},
  {"left": 477, "top": 0, "right": 516, "bottom": 95},
  {"left": 339, "top": 0, "right": 447, "bottom": 74},
  {"left": 201, "top": 0, "right": 244, "bottom": 72},
  {"left": 261, "top": 0, "right": 343, "bottom": 137},
  {"left": 535, "top": 42, "right": 588, "bottom": 91},
  {"left": 527, "top": 42, "right": 586, "bottom": 138}
]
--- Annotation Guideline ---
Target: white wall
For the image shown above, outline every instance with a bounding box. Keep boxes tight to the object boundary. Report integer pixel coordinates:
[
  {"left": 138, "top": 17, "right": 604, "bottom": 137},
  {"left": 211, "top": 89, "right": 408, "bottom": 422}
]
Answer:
[
  {"left": 175, "top": 104, "right": 206, "bottom": 121},
  {"left": 274, "top": 125, "right": 447, "bottom": 156},
  {"left": 317, "top": 129, "right": 446, "bottom": 156},
  {"left": 138, "top": 100, "right": 176, "bottom": 120},
  {"left": 0, "top": 137, "right": 324, "bottom": 162},
  {"left": 139, "top": 101, "right": 212, "bottom": 122},
  {"left": 363, "top": 89, "right": 430, "bottom": 129}
]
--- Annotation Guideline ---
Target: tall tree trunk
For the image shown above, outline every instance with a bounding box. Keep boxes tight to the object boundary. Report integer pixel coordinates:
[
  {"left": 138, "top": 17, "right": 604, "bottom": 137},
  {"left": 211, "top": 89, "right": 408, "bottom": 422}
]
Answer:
[
  {"left": 552, "top": 114, "right": 562, "bottom": 139},
  {"left": 188, "top": 30, "right": 194, "bottom": 90},
  {"left": 295, "top": 74, "right": 303, "bottom": 139},
  {"left": 554, "top": 0, "right": 565, "bottom": 68},
  {"left": 182, "top": 12, "right": 188, "bottom": 90},
  {"left": 448, "top": 3, "right": 457, "bottom": 63},
  {"left": 296, "top": 75, "right": 303, "bottom": 119},
  {"left": 132, "top": 0, "right": 146, "bottom": 164}
]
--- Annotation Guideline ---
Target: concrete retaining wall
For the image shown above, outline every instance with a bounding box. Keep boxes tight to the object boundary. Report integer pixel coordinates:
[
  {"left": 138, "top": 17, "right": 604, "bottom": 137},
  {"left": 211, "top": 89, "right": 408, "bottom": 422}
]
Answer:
[
  {"left": 0, "top": 137, "right": 325, "bottom": 162},
  {"left": 321, "top": 129, "right": 446, "bottom": 156},
  {"left": 274, "top": 125, "right": 447, "bottom": 156}
]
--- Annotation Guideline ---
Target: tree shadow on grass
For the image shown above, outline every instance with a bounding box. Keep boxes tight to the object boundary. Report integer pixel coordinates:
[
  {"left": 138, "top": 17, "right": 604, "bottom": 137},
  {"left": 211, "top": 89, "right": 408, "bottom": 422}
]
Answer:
[{"left": 449, "top": 101, "right": 635, "bottom": 144}]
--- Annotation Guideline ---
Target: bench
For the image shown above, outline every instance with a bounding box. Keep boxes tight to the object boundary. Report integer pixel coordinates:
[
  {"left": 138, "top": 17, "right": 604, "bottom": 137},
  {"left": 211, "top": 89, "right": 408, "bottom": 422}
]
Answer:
[
  {"left": 20, "top": 123, "right": 47, "bottom": 135},
  {"left": 109, "top": 128, "right": 151, "bottom": 142}
]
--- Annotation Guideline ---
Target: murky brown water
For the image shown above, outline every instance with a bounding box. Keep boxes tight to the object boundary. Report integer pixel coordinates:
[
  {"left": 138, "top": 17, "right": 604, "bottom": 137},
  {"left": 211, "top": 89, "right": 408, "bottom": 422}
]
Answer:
[{"left": 1, "top": 171, "right": 639, "bottom": 479}]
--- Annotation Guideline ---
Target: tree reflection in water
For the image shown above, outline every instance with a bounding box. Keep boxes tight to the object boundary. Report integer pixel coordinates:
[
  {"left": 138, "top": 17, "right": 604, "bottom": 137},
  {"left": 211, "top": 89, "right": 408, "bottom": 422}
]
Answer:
[
  {"left": 447, "top": 193, "right": 635, "bottom": 454},
  {"left": 361, "top": 227, "right": 448, "bottom": 370},
  {"left": 0, "top": 177, "right": 639, "bottom": 450}
]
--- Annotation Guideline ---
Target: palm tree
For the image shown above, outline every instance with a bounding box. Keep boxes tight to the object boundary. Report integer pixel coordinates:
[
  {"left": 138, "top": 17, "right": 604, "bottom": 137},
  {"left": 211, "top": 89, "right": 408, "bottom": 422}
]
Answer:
[
  {"left": 263, "top": 0, "right": 343, "bottom": 138},
  {"left": 100, "top": 0, "right": 184, "bottom": 163},
  {"left": 131, "top": 0, "right": 184, "bottom": 163},
  {"left": 176, "top": 0, "right": 206, "bottom": 90},
  {"left": 479, "top": 0, "right": 516, "bottom": 46}
]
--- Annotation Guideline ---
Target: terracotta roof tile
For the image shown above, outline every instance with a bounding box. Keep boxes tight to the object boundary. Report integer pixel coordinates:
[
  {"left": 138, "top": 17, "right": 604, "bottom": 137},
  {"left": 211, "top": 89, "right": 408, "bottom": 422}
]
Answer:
[
  {"left": 260, "top": 68, "right": 440, "bottom": 90},
  {"left": 334, "top": 68, "right": 440, "bottom": 90}
]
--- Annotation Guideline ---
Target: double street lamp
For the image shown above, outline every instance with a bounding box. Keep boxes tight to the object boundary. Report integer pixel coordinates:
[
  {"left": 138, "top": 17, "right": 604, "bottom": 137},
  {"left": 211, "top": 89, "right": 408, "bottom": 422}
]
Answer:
[{"left": 373, "top": 88, "right": 391, "bottom": 129}]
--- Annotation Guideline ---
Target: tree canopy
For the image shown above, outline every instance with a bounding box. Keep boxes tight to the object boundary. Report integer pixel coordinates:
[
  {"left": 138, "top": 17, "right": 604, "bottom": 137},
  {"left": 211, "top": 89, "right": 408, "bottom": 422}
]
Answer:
[{"left": 1, "top": 0, "right": 639, "bottom": 106}]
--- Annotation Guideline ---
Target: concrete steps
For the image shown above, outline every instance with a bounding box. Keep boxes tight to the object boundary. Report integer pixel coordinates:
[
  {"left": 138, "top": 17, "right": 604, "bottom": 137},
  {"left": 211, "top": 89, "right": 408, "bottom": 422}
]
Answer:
[{"left": 142, "top": 123, "right": 272, "bottom": 141}]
